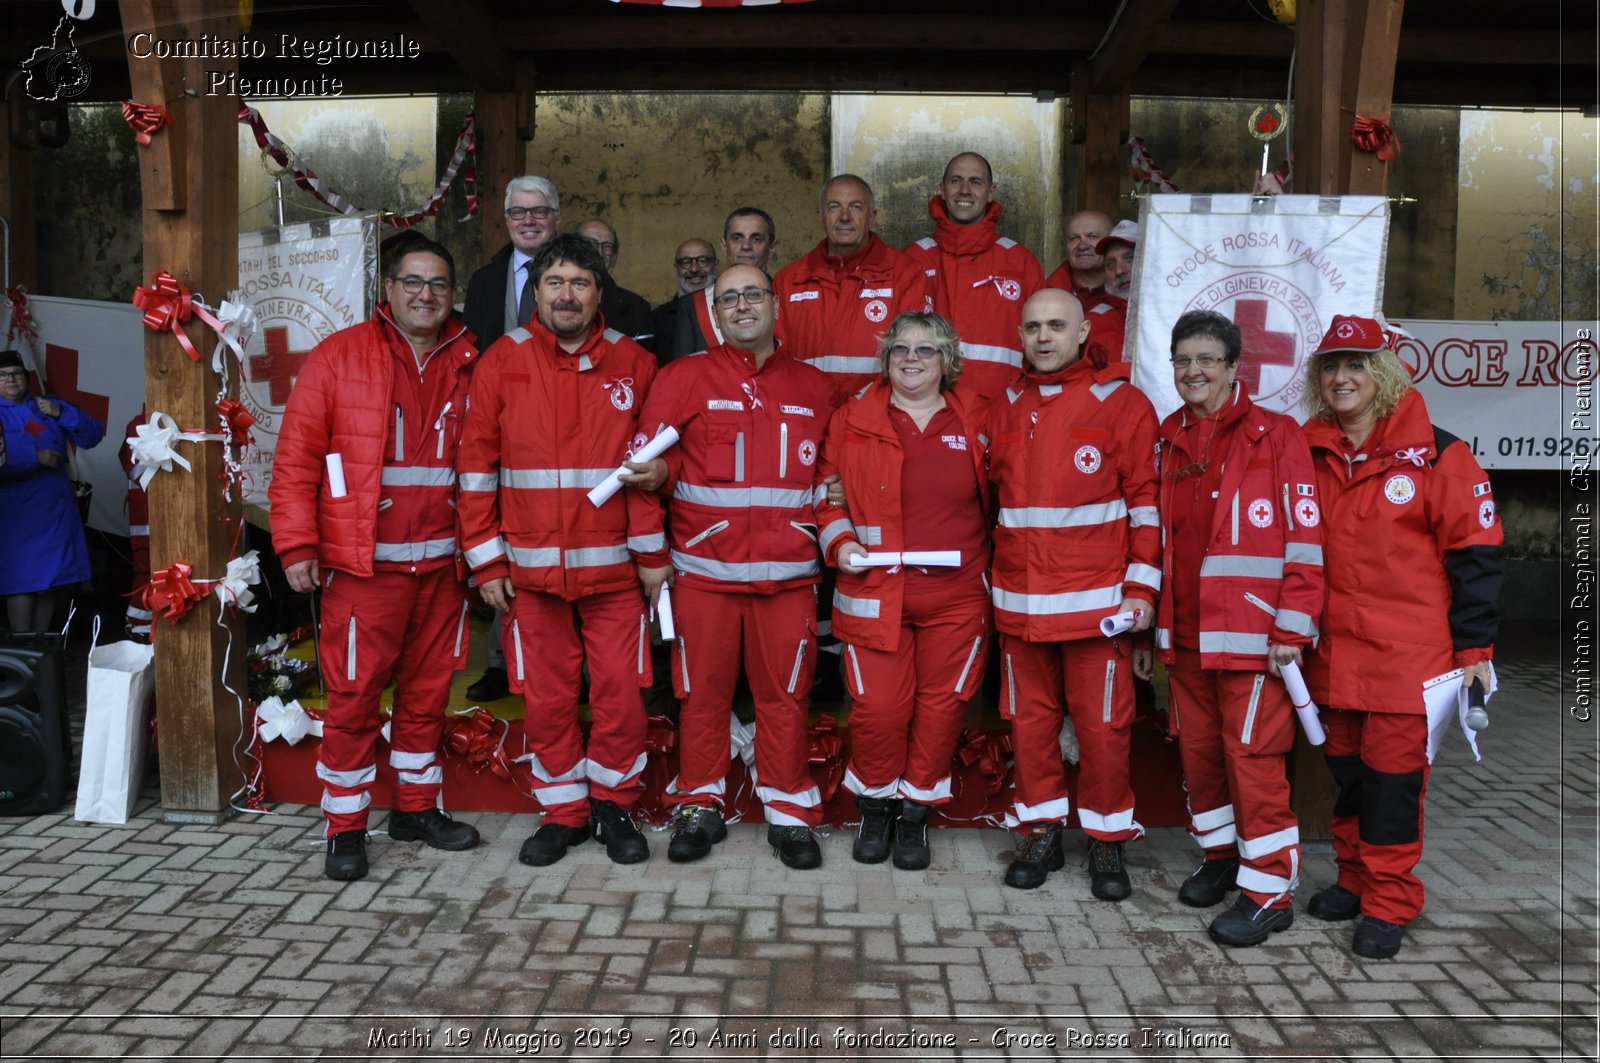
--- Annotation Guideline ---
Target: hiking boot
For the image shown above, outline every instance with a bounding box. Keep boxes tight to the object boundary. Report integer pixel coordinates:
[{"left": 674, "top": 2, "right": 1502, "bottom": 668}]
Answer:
[
  {"left": 1088, "top": 840, "right": 1132, "bottom": 901},
  {"left": 666, "top": 805, "right": 726, "bottom": 863},
  {"left": 1352, "top": 916, "right": 1405, "bottom": 959},
  {"left": 1307, "top": 884, "right": 1361, "bottom": 921},
  {"left": 1208, "top": 894, "right": 1294, "bottom": 947},
  {"left": 852, "top": 796, "right": 896, "bottom": 864},
  {"left": 892, "top": 800, "right": 932, "bottom": 871},
  {"left": 465, "top": 666, "right": 509, "bottom": 702},
  {"left": 1003, "top": 824, "right": 1064, "bottom": 889},
  {"left": 388, "top": 808, "right": 480, "bottom": 851},
  {"left": 325, "top": 830, "right": 367, "bottom": 881},
  {"left": 767, "top": 825, "right": 822, "bottom": 870},
  {"left": 518, "top": 822, "right": 589, "bottom": 867},
  {"left": 591, "top": 799, "right": 649, "bottom": 864},
  {"left": 1177, "top": 856, "right": 1239, "bottom": 908}
]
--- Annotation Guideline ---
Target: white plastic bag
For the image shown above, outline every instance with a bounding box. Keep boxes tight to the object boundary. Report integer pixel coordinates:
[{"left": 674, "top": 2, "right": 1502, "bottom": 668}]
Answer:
[{"left": 75, "top": 622, "right": 155, "bottom": 824}]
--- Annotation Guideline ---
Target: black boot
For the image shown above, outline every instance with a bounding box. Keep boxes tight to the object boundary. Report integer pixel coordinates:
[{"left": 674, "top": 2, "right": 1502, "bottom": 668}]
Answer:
[
  {"left": 892, "top": 801, "right": 932, "bottom": 871},
  {"left": 388, "top": 808, "right": 480, "bottom": 851},
  {"left": 852, "top": 796, "right": 896, "bottom": 864},
  {"left": 1087, "top": 840, "right": 1132, "bottom": 901},
  {"left": 1003, "top": 824, "right": 1064, "bottom": 889},
  {"left": 1177, "top": 856, "right": 1238, "bottom": 908},
  {"left": 591, "top": 799, "right": 649, "bottom": 864},
  {"left": 325, "top": 830, "right": 368, "bottom": 881},
  {"left": 465, "top": 666, "right": 509, "bottom": 702}
]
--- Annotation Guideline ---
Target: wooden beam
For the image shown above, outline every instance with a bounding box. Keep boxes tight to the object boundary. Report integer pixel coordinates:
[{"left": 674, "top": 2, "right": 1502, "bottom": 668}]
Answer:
[
  {"left": 1076, "top": 86, "right": 1129, "bottom": 217},
  {"left": 122, "top": 0, "right": 245, "bottom": 823},
  {"left": 408, "top": 0, "right": 516, "bottom": 90},
  {"left": 1344, "top": 0, "right": 1407, "bottom": 195},
  {"left": 0, "top": 95, "right": 39, "bottom": 291},
  {"left": 1088, "top": 0, "right": 1182, "bottom": 93},
  {"left": 473, "top": 90, "right": 519, "bottom": 267},
  {"left": 1292, "top": 0, "right": 1349, "bottom": 195}
]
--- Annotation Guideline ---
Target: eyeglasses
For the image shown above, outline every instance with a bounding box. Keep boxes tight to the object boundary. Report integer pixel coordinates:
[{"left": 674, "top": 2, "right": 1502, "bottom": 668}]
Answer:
[
  {"left": 506, "top": 205, "right": 556, "bottom": 221},
  {"left": 676, "top": 255, "right": 717, "bottom": 270},
  {"left": 588, "top": 241, "right": 618, "bottom": 256},
  {"left": 1170, "top": 355, "right": 1227, "bottom": 370},
  {"left": 0, "top": 370, "right": 27, "bottom": 382},
  {"left": 888, "top": 344, "right": 940, "bottom": 362},
  {"left": 393, "top": 275, "right": 452, "bottom": 294},
  {"left": 712, "top": 287, "right": 772, "bottom": 309}
]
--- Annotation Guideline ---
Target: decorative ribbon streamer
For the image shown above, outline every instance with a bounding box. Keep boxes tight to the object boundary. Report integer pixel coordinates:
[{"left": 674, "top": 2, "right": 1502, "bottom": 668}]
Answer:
[
  {"left": 238, "top": 105, "right": 479, "bottom": 228},
  {"left": 1348, "top": 114, "right": 1400, "bottom": 161},
  {"left": 255, "top": 696, "right": 321, "bottom": 745},
  {"left": 214, "top": 550, "right": 262, "bottom": 613},
  {"left": 216, "top": 398, "right": 256, "bottom": 442},
  {"left": 5, "top": 286, "right": 38, "bottom": 342},
  {"left": 126, "top": 411, "right": 222, "bottom": 490},
  {"left": 1127, "top": 133, "right": 1183, "bottom": 193},
  {"left": 132, "top": 271, "right": 228, "bottom": 362},
  {"left": 140, "top": 562, "right": 209, "bottom": 624},
  {"left": 121, "top": 100, "right": 173, "bottom": 146},
  {"left": 197, "top": 294, "right": 258, "bottom": 373},
  {"left": 806, "top": 713, "right": 846, "bottom": 802}
]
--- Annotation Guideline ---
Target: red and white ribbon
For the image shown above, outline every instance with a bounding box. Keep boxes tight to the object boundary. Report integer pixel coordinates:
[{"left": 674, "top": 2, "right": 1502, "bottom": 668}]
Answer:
[
  {"left": 1127, "top": 134, "right": 1182, "bottom": 193},
  {"left": 121, "top": 100, "right": 173, "bottom": 146}
]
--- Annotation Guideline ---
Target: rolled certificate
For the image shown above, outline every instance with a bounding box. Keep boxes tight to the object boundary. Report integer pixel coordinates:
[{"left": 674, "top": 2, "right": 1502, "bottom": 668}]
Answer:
[
  {"left": 1099, "top": 609, "right": 1139, "bottom": 637},
  {"left": 858, "top": 550, "right": 962, "bottom": 568},
  {"left": 588, "top": 426, "right": 680, "bottom": 507},
  {"left": 1278, "top": 660, "right": 1325, "bottom": 745},
  {"left": 656, "top": 581, "right": 676, "bottom": 641},
  {"left": 325, "top": 452, "right": 347, "bottom": 498}
]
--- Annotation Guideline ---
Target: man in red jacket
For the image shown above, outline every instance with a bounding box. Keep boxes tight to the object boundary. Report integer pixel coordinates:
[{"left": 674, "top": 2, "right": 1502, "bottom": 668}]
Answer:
[
  {"left": 774, "top": 174, "right": 931, "bottom": 408},
  {"left": 635, "top": 264, "right": 837, "bottom": 870},
  {"left": 269, "top": 238, "right": 481, "bottom": 882},
  {"left": 1080, "top": 219, "right": 1136, "bottom": 369},
  {"left": 902, "top": 152, "right": 1044, "bottom": 400},
  {"left": 457, "top": 233, "right": 668, "bottom": 868},
  {"left": 987, "top": 288, "right": 1161, "bottom": 897},
  {"left": 1043, "top": 209, "right": 1111, "bottom": 298}
]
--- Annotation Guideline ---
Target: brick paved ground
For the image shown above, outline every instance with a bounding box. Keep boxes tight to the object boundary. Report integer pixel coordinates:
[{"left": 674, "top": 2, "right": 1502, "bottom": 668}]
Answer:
[{"left": 1, "top": 624, "right": 1594, "bottom": 1062}]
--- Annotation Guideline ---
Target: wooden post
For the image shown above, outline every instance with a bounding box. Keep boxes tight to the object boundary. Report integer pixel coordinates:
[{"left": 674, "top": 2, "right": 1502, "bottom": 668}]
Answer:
[
  {"left": 1077, "top": 90, "right": 1130, "bottom": 217},
  {"left": 1291, "top": 0, "right": 1349, "bottom": 194},
  {"left": 122, "top": 0, "right": 245, "bottom": 823},
  {"left": 1343, "top": 0, "right": 1406, "bottom": 195},
  {"left": 473, "top": 83, "right": 534, "bottom": 266},
  {"left": 1, "top": 95, "right": 40, "bottom": 290}
]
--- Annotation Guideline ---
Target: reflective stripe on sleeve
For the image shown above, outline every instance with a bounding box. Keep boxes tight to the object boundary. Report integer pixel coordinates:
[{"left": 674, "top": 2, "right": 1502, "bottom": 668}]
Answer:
[
  {"left": 464, "top": 536, "right": 507, "bottom": 568},
  {"left": 458, "top": 472, "right": 499, "bottom": 492}
]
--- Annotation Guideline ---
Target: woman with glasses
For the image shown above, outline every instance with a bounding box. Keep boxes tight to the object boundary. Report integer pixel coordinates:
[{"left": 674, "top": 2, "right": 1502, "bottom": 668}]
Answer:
[
  {"left": 814, "top": 311, "right": 992, "bottom": 870},
  {"left": 1136, "top": 310, "right": 1322, "bottom": 947},
  {"left": 0, "top": 349, "right": 105, "bottom": 634}
]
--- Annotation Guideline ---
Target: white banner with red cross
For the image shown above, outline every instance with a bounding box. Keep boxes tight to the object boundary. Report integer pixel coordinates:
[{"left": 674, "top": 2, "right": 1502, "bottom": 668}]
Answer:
[
  {"left": 238, "top": 214, "right": 377, "bottom": 512},
  {"left": 1127, "top": 193, "right": 1389, "bottom": 422}
]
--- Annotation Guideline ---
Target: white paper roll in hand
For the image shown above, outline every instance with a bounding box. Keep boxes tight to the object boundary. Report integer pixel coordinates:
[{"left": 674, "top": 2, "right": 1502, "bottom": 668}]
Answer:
[
  {"left": 1098, "top": 609, "right": 1140, "bottom": 637},
  {"left": 588, "top": 426, "right": 681, "bottom": 507},
  {"left": 325, "top": 452, "right": 348, "bottom": 498},
  {"left": 656, "top": 581, "right": 676, "bottom": 641},
  {"left": 1277, "top": 660, "right": 1326, "bottom": 745}
]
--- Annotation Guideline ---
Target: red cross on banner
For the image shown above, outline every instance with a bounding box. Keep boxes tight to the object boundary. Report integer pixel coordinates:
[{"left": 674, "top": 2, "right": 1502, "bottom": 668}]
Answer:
[
  {"left": 251, "top": 326, "right": 314, "bottom": 407},
  {"left": 44, "top": 342, "right": 111, "bottom": 426},
  {"left": 1231, "top": 298, "right": 1298, "bottom": 398}
]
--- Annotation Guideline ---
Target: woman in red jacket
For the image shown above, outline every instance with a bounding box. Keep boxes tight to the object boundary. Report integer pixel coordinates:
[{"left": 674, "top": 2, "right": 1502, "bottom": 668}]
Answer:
[
  {"left": 815, "top": 311, "right": 991, "bottom": 870},
  {"left": 1300, "top": 315, "right": 1502, "bottom": 960}
]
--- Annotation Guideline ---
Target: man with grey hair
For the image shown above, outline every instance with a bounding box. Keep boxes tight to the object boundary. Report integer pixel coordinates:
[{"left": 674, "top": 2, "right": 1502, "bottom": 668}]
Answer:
[
  {"left": 575, "top": 217, "right": 655, "bottom": 349},
  {"left": 463, "top": 174, "right": 562, "bottom": 351},
  {"left": 774, "top": 173, "right": 930, "bottom": 408}
]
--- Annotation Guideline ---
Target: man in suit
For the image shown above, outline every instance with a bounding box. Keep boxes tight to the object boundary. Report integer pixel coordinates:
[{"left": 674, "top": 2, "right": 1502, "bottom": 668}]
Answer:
[
  {"left": 575, "top": 217, "right": 656, "bottom": 350},
  {"left": 653, "top": 208, "right": 778, "bottom": 364},
  {"left": 462, "top": 174, "right": 562, "bottom": 351}
]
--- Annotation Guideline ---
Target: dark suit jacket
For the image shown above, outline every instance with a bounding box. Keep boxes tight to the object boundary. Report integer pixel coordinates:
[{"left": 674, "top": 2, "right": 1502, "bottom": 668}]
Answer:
[
  {"left": 602, "top": 284, "right": 657, "bottom": 352},
  {"left": 651, "top": 291, "right": 710, "bottom": 365},
  {"left": 462, "top": 243, "right": 516, "bottom": 352}
]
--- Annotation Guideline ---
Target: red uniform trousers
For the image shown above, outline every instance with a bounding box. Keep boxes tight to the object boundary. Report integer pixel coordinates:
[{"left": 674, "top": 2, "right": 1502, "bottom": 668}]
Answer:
[
  {"left": 503, "top": 587, "right": 650, "bottom": 826},
  {"left": 841, "top": 573, "right": 989, "bottom": 805},
  {"left": 1168, "top": 650, "right": 1301, "bottom": 909},
  {"left": 668, "top": 583, "right": 821, "bottom": 827},
  {"left": 1001, "top": 634, "right": 1142, "bottom": 841},
  {"left": 1322, "top": 708, "right": 1431, "bottom": 925},
  {"left": 315, "top": 567, "right": 468, "bottom": 835}
]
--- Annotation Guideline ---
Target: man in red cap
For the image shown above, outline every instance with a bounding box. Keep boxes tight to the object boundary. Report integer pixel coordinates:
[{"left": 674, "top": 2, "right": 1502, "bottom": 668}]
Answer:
[
  {"left": 901, "top": 152, "right": 1044, "bottom": 400},
  {"left": 1080, "top": 219, "right": 1137, "bottom": 369}
]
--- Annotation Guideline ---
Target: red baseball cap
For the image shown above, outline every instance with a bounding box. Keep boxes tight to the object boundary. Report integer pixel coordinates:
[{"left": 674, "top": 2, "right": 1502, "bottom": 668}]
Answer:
[
  {"left": 1311, "top": 314, "right": 1387, "bottom": 358},
  {"left": 1094, "top": 219, "right": 1138, "bottom": 254}
]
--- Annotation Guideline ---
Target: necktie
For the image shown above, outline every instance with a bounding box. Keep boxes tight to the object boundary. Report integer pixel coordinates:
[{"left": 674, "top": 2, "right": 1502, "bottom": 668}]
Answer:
[{"left": 517, "top": 264, "right": 535, "bottom": 325}]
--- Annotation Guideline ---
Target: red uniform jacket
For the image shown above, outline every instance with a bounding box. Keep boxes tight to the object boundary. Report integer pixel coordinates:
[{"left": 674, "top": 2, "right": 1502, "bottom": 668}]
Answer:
[
  {"left": 455, "top": 316, "right": 666, "bottom": 601},
  {"left": 814, "top": 383, "right": 991, "bottom": 651},
  {"left": 269, "top": 306, "right": 477, "bottom": 578},
  {"left": 902, "top": 197, "right": 1043, "bottom": 400},
  {"left": 638, "top": 341, "right": 836, "bottom": 596},
  {"left": 1080, "top": 292, "right": 1129, "bottom": 368},
  {"left": 1302, "top": 389, "right": 1502, "bottom": 713},
  {"left": 1155, "top": 386, "right": 1324, "bottom": 671},
  {"left": 773, "top": 233, "right": 931, "bottom": 408},
  {"left": 987, "top": 358, "right": 1162, "bottom": 642}
]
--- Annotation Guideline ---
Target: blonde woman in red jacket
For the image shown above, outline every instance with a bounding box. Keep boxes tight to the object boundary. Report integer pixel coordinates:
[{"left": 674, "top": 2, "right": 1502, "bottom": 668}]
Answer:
[
  {"left": 1140, "top": 310, "right": 1323, "bottom": 948},
  {"left": 1300, "top": 315, "right": 1503, "bottom": 960},
  {"left": 815, "top": 311, "right": 992, "bottom": 870}
]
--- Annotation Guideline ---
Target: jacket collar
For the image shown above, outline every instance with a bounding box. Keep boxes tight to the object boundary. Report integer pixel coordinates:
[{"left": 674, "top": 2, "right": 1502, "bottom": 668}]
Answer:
[
  {"left": 796, "top": 231, "right": 897, "bottom": 282},
  {"left": 927, "top": 195, "right": 1003, "bottom": 257}
]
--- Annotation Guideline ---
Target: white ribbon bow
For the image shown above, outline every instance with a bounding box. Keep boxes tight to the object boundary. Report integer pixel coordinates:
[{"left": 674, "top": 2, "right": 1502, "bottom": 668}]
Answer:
[
  {"left": 214, "top": 550, "right": 262, "bottom": 613},
  {"left": 256, "top": 696, "right": 321, "bottom": 745},
  {"left": 1395, "top": 447, "right": 1429, "bottom": 467},
  {"left": 126, "top": 411, "right": 219, "bottom": 490},
  {"left": 729, "top": 714, "right": 758, "bottom": 767},
  {"left": 199, "top": 294, "right": 258, "bottom": 374}
]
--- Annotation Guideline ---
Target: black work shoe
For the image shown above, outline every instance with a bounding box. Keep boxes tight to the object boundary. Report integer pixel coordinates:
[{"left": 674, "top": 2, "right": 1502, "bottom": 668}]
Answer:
[
  {"left": 1352, "top": 916, "right": 1405, "bottom": 959},
  {"left": 465, "top": 666, "right": 510, "bottom": 702},
  {"left": 591, "top": 799, "right": 649, "bottom": 864},
  {"left": 325, "top": 830, "right": 368, "bottom": 881},
  {"left": 1307, "top": 884, "right": 1362, "bottom": 922},
  {"left": 852, "top": 796, "right": 897, "bottom": 864},
  {"left": 1208, "top": 894, "right": 1294, "bottom": 947},
  {"left": 1177, "top": 857, "right": 1239, "bottom": 908},
  {"left": 892, "top": 800, "right": 932, "bottom": 871},
  {"left": 666, "top": 806, "right": 726, "bottom": 863},
  {"left": 767, "top": 825, "right": 822, "bottom": 869},
  {"left": 388, "top": 808, "right": 480, "bottom": 851},
  {"left": 1003, "top": 824, "right": 1064, "bottom": 889},
  {"left": 1088, "top": 840, "right": 1133, "bottom": 901},
  {"left": 518, "top": 822, "right": 589, "bottom": 867}
]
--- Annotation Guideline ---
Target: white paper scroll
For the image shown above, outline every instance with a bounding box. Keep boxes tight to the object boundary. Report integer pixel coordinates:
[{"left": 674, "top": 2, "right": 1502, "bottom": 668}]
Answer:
[
  {"left": 1277, "top": 660, "right": 1326, "bottom": 746},
  {"left": 857, "top": 550, "right": 962, "bottom": 568},
  {"left": 656, "top": 582, "right": 676, "bottom": 640},
  {"left": 325, "top": 452, "right": 348, "bottom": 498},
  {"left": 1099, "top": 610, "right": 1140, "bottom": 637},
  {"left": 588, "top": 426, "right": 681, "bottom": 507}
]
